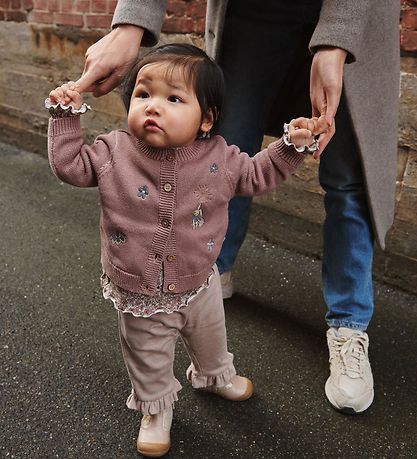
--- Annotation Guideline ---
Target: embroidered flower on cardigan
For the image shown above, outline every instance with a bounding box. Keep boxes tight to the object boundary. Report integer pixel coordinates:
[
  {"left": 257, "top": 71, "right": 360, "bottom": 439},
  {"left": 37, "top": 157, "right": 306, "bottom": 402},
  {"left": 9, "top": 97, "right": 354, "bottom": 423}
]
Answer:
[
  {"left": 210, "top": 163, "right": 218, "bottom": 174},
  {"left": 137, "top": 185, "right": 149, "bottom": 199},
  {"left": 193, "top": 185, "right": 213, "bottom": 204},
  {"left": 207, "top": 239, "right": 215, "bottom": 252},
  {"left": 110, "top": 231, "right": 127, "bottom": 245}
]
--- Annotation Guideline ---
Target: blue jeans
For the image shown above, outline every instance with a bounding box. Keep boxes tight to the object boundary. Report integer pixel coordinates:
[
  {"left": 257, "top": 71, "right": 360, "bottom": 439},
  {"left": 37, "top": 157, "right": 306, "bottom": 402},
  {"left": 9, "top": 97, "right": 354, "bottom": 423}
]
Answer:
[{"left": 216, "top": 0, "right": 374, "bottom": 330}]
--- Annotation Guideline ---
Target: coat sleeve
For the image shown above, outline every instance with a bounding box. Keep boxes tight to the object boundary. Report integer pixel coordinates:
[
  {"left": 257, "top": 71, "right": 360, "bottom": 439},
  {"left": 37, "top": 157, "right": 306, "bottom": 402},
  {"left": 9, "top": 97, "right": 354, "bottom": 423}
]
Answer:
[
  {"left": 223, "top": 138, "right": 305, "bottom": 197},
  {"left": 48, "top": 117, "right": 114, "bottom": 188},
  {"left": 111, "top": 0, "right": 168, "bottom": 47},
  {"left": 309, "top": 0, "right": 372, "bottom": 63}
]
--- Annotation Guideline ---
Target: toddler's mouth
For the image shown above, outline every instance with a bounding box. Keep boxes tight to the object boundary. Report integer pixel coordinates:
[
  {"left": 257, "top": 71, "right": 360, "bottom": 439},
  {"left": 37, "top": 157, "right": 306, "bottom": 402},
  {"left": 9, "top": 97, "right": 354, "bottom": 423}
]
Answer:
[{"left": 144, "top": 119, "right": 161, "bottom": 131}]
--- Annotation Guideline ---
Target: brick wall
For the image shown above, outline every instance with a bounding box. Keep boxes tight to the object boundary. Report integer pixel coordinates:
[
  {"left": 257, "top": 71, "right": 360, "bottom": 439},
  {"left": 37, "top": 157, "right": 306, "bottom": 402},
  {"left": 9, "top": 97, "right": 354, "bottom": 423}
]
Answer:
[
  {"left": 165, "top": 0, "right": 205, "bottom": 34},
  {"left": 0, "top": 0, "right": 206, "bottom": 32},
  {"left": 0, "top": 0, "right": 33, "bottom": 22},
  {"left": 28, "top": 0, "right": 117, "bottom": 28},
  {"left": 401, "top": 0, "right": 417, "bottom": 52},
  {"left": 1, "top": 1, "right": 417, "bottom": 293},
  {"left": 0, "top": 0, "right": 413, "bottom": 52}
]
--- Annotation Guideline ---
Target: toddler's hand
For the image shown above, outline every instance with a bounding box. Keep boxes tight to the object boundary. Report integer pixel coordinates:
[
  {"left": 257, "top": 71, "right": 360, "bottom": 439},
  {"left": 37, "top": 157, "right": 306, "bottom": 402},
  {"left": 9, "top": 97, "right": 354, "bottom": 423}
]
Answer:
[
  {"left": 48, "top": 81, "right": 83, "bottom": 109},
  {"left": 287, "top": 115, "right": 332, "bottom": 158}
]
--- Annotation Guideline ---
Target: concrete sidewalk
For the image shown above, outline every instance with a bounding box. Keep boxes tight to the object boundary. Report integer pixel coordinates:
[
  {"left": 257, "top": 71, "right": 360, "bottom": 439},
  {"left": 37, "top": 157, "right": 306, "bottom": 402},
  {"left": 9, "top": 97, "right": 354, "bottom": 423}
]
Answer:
[{"left": 1, "top": 142, "right": 417, "bottom": 458}]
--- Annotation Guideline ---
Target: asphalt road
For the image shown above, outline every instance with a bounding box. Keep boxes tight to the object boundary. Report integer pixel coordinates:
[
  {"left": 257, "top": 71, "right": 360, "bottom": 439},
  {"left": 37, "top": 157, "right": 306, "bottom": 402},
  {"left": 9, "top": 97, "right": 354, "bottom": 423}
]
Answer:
[{"left": 1, "top": 142, "right": 417, "bottom": 458}]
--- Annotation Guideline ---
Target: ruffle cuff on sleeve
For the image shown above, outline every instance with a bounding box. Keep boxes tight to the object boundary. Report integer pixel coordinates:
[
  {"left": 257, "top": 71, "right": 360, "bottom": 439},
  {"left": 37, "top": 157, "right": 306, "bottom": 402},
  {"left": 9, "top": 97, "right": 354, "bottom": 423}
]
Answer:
[{"left": 45, "top": 98, "right": 91, "bottom": 119}]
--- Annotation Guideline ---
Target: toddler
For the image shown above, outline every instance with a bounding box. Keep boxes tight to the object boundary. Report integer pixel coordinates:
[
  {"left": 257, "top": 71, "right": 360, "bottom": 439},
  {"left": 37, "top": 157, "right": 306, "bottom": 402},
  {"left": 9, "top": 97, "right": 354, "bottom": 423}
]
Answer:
[{"left": 46, "top": 43, "right": 329, "bottom": 457}]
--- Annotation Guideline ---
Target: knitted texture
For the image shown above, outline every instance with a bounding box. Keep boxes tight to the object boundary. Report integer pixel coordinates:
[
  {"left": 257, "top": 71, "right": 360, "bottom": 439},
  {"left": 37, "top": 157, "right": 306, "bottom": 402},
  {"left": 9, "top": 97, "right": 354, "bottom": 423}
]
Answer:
[{"left": 48, "top": 117, "right": 305, "bottom": 294}]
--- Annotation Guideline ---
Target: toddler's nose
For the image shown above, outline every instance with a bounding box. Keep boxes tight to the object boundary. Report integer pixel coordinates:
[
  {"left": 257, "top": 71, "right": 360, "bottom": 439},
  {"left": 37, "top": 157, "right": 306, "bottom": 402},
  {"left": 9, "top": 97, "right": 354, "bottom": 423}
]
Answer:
[{"left": 145, "top": 100, "right": 160, "bottom": 116}]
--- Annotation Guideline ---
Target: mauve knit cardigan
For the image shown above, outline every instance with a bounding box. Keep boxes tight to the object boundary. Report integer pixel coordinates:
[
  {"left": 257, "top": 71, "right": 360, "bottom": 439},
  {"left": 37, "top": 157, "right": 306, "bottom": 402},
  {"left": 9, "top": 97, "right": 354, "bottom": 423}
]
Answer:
[{"left": 48, "top": 116, "right": 305, "bottom": 295}]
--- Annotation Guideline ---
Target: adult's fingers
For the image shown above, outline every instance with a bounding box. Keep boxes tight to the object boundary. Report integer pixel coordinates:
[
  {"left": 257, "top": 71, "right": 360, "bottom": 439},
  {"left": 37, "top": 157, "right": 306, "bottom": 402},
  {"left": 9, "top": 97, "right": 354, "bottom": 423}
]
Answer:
[
  {"left": 324, "top": 84, "right": 341, "bottom": 122},
  {"left": 91, "top": 72, "right": 125, "bottom": 97},
  {"left": 75, "top": 70, "right": 106, "bottom": 94},
  {"left": 312, "top": 114, "right": 332, "bottom": 136},
  {"left": 312, "top": 120, "right": 336, "bottom": 159}
]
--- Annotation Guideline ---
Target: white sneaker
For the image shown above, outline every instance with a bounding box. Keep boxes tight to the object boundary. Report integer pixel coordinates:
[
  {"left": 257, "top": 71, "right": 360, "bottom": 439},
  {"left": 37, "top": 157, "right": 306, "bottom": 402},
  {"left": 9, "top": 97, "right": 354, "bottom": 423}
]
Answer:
[
  {"left": 220, "top": 271, "right": 234, "bottom": 299},
  {"left": 137, "top": 406, "right": 172, "bottom": 457},
  {"left": 325, "top": 327, "right": 374, "bottom": 414}
]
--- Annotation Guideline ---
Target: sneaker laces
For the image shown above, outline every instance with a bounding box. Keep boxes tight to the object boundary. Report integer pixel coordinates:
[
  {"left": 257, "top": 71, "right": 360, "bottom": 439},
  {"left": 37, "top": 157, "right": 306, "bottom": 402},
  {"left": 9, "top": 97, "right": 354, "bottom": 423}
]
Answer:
[{"left": 329, "top": 334, "right": 367, "bottom": 378}]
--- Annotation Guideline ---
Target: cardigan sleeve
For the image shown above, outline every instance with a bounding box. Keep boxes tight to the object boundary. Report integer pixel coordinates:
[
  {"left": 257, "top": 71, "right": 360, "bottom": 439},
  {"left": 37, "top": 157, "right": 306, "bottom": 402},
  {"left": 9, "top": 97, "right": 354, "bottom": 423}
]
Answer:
[
  {"left": 48, "top": 117, "right": 114, "bottom": 188},
  {"left": 111, "top": 0, "right": 168, "bottom": 47},
  {"left": 309, "top": 0, "right": 372, "bottom": 63},
  {"left": 224, "top": 138, "right": 305, "bottom": 197}
]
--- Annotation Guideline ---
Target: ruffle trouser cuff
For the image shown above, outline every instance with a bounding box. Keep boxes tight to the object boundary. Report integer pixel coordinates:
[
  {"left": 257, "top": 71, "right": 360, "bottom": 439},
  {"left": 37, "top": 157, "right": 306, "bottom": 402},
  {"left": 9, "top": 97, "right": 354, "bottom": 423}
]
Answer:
[
  {"left": 126, "top": 379, "right": 183, "bottom": 415},
  {"left": 186, "top": 363, "right": 237, "bottom": 389}
]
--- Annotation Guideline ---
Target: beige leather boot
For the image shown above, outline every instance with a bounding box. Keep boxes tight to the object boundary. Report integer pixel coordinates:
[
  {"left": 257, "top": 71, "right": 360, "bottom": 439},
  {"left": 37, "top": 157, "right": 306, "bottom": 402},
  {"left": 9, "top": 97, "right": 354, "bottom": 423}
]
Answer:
[
  {"left": 137, "top": 406, "right": 172, "bottom": 457},
  {"left": 203, "top": 374, "right": 254, "bottom": 401},
  {"left": 187, "top": 366, "right": 254, "bottom": 401}
]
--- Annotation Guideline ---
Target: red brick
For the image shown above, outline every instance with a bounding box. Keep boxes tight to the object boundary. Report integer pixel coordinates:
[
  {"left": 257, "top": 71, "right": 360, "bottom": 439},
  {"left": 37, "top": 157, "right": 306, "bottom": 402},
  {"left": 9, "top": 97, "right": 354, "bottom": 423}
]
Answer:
[
  {"left": 10, "top": 0, "right": 21, "bottom": 9},
  {"left": 47, "top": 0, "right": 58, "bottom": 11},
  {"left": 186, "top": 3, "right": 206, "bottom": 18},
  {"left": 166, "top": 0, "right": 206, "bottom": 18},
  {"left": 6, "top": 9, "right": 27, "bottom": 20},
  {"left": 22, "top": 0, "right": 33, "bottom": 9},
  {"left": 29, "top": 10, "right": 52, "bottom": 22},
  {"left": 60, "top": 0, "right": 73, "bottom": 13},
  {"left": 33, "top": 0, "right": 47, "bottom": 9},
  {"left": 90, "top": 0, "right": 105, "bottom": 13},
  {"left": 402, "top": 9, "right": 417, "bottom": 29},
  {"left": 54, "top": 12, "right": 83, "bottom": 25},
  {"left": 0, "top": 10, "right": 4, "bottom": 18},
  {"left": 85, "top": 13, "right": 111, "bottom": 28},
  {"left": 74, "top": 0, "right": 89, "bottom": 13},
  {"left": 166, "top": 2, "right": 187, "bottom": 16},
  {"left": 0, "top": 0, "right": 10, "bottom": 9},
  {"left": 163, "top": 16, "right": 204, "bottom": 34},
  {"left": 401, "top": 29, "right": 417, "bottom": 51},
  {"left": 108, "top": 0, "right": 116, "bottom": 14}
]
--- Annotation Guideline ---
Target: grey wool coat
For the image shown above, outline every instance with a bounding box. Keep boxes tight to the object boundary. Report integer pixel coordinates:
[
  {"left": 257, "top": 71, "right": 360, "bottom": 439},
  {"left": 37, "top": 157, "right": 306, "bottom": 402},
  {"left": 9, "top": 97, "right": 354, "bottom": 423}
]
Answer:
[{"left": 112, "top": 0, "right": 401, "bottom": 249}]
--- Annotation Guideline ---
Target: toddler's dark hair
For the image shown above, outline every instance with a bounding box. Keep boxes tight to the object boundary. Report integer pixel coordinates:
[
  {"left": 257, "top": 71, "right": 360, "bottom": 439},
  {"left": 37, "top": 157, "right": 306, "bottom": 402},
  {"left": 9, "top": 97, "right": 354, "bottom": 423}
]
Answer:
[{"left": 120, "top": 43, "right": 224, "bottom": 136}]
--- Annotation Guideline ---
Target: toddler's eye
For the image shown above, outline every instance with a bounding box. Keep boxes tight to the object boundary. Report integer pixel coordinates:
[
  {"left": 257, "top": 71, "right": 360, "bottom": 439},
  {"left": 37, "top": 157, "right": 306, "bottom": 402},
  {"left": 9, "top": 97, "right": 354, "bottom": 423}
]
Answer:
[
  {"left": 168, "top": 95, "right": 182, "bottom": 103},
  {"left": 137, "top": 91, "right": 149, "bottom": 99}
]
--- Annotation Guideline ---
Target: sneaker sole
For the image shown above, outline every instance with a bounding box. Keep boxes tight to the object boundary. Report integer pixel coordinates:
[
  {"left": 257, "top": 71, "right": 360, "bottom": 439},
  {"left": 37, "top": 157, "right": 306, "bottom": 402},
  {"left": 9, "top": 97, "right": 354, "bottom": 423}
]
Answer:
[{"left": 325, "top": 379, "right": 374, "bottom": 414}]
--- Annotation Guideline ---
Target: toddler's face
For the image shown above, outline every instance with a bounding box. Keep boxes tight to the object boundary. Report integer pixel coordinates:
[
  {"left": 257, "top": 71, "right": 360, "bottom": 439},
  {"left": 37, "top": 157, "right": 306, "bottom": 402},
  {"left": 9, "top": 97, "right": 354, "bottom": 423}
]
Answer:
[{"left": 128, "top": 63, "right": 213, "bottom": 148}]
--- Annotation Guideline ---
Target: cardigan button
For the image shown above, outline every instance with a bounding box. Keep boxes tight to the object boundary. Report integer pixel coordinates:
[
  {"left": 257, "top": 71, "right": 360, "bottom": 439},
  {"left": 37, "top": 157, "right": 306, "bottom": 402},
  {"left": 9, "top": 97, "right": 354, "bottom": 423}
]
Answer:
[
  {"left": 166, "top": 153, "right": 175, "bottom": 162},
  {"left": 163, "top": 183, "right": 172, "bottom": 192},
  {"left": 168, "top": 283, "right": 176, "bottom": 291},
  {"left": 161, "top": 218, "right": 170, "bottom": 228},
  {"left": 166, "top": 254, "right": 176, "bottom": 262}
]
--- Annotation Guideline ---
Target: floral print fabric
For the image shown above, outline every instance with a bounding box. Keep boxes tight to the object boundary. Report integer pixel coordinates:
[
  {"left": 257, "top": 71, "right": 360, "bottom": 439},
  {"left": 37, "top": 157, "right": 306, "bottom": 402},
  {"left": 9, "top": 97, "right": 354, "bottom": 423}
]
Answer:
[{"left": 101, "top": 269, "right": 213, "bottom": 318}]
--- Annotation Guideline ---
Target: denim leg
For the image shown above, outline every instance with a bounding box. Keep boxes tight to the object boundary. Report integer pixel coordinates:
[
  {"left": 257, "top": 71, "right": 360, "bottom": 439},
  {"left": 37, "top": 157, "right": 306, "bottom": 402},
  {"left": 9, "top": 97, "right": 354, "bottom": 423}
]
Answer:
[
  {"left": 215, "top": 0, "right": 319, "bottom": 274},
  {"left": 319, "top": 95, "right": 374, "bottom": 331}
]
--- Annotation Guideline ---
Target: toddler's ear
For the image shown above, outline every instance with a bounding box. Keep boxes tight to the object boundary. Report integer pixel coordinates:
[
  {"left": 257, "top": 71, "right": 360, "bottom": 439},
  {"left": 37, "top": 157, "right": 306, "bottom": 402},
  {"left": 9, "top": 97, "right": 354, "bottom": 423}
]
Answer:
[{"left": 200, "top": 110, "right": 214, "bottom": 134}]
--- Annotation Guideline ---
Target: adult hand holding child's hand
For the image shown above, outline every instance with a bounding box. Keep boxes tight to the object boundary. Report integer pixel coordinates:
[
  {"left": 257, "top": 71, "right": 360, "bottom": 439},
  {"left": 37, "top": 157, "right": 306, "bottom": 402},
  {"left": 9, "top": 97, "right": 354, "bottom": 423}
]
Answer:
[
  {"left": 287, "top": 115, "right": 332, "bottom": 158},
  {"left": 48, "top": 81, "right": 83, "bottom": 109}
]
